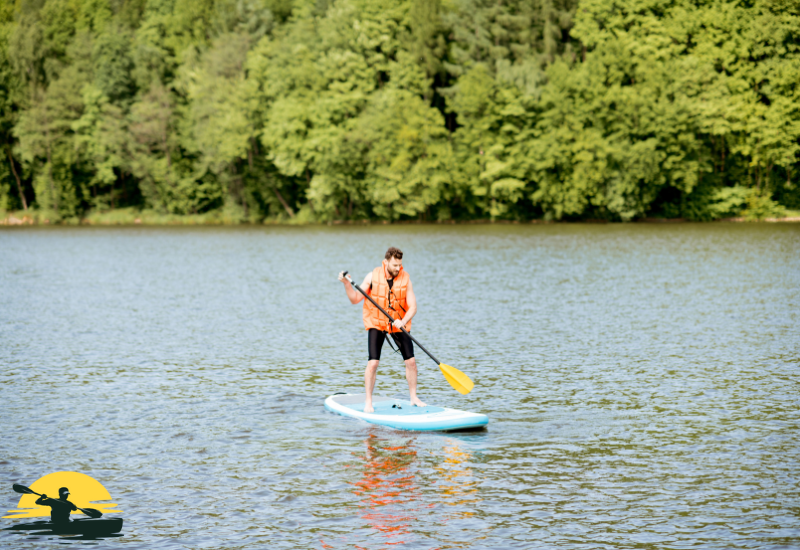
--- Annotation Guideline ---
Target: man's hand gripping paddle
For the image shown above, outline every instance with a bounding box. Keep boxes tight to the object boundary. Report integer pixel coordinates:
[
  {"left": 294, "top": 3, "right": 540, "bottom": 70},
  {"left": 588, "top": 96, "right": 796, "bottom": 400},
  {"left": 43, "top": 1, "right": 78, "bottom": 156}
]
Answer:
[
  {"left": 12, "top": 484, "right": 103, "bottom": 518},
  {"left": 343, "top": 271, "right": 474, "bottom": 395}
]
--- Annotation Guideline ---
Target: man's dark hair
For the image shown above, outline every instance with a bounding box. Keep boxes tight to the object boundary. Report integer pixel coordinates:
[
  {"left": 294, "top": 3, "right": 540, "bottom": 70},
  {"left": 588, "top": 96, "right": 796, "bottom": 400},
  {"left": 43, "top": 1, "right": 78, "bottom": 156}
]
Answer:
[{"left": 385, "top": 247, "right": 403, "bottom": 260}]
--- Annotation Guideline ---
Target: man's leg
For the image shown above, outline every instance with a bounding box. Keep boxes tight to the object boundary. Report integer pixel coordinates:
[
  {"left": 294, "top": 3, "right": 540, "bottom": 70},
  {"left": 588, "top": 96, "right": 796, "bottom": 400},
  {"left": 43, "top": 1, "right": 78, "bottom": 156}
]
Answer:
[
  {"left": 365, "top": 329, "right": 385, "bottom": 414},
  {"left": 392, "top": 331, "right": 426, "bottom": 407},
  {"left": 364, "top": 359, "right": 379, "bottom": 413},
  {"left": 404, "top": 357, "right": 426, "bottom": 407}
]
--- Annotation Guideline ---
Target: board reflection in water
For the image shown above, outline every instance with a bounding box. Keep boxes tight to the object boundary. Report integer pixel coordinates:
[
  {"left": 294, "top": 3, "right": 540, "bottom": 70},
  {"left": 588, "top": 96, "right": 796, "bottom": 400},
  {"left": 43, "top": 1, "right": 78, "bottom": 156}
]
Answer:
[{"left": 320, "top": 433, "right": 483, "bottom": 549}]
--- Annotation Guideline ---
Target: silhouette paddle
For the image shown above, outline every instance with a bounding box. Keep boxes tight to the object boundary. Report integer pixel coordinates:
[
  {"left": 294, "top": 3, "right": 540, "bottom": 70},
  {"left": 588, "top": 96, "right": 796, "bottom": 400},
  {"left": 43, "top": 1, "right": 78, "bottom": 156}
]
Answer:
[
  {"left": 12, "top": 484, "right": 103, "bottom": 519},
  {"left": 343, "top": 271, "right": 475, "bottom": 395}
]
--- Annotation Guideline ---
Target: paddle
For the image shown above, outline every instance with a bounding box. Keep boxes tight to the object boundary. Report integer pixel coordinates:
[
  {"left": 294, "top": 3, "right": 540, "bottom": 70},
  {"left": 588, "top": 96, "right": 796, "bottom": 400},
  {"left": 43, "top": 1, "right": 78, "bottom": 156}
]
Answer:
[
  {"left": 12, "top": 484, "right": 103, "bottom": 519},
  {"left": 343, "top": 271, "right": 475, "bottom": 395}
]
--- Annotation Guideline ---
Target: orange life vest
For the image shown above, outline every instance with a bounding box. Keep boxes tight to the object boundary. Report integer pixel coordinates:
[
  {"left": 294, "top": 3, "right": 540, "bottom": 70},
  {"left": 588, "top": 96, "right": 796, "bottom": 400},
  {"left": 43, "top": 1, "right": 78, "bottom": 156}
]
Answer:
[{"left": 362, "top": 261, "right": 411, "bottom": 333}]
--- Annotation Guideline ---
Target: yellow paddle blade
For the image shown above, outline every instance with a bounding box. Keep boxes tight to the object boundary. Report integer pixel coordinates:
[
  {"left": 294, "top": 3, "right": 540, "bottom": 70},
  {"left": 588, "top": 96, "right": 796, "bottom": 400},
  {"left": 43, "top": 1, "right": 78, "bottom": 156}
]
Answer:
[{"left": 439, "top": 363, "right": 474, "bottom": 395}]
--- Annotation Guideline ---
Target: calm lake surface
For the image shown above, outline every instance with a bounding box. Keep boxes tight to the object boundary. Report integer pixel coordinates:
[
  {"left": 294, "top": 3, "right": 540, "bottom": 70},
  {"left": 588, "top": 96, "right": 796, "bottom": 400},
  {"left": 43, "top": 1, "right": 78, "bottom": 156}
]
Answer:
[{"left": 1, "top": 224, "right": 798, "bottom": 549}]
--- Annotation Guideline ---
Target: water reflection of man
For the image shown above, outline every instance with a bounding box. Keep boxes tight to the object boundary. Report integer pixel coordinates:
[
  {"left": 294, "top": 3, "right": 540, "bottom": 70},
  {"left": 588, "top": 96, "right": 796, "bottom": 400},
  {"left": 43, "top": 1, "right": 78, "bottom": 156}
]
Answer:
[
  {"left": 35, "top": 487, "right": 77, "bottom": 524},
  {"left": 352, "top": 434, "right": 419, "bottom": 542}
]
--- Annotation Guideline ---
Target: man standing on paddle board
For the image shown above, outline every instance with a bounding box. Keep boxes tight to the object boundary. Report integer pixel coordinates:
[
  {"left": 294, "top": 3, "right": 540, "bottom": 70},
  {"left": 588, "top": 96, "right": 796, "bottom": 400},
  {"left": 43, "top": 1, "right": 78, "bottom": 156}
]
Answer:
[{"left": 338, "top": 247, "right": 426, "bottom": 413}]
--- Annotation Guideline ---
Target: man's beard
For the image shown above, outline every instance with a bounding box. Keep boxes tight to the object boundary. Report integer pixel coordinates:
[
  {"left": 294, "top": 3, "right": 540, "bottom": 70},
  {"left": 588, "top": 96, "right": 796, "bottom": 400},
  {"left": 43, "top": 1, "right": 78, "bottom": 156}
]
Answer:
[{"left": 388, "top": 267, "right": 399, "bottom": 277}]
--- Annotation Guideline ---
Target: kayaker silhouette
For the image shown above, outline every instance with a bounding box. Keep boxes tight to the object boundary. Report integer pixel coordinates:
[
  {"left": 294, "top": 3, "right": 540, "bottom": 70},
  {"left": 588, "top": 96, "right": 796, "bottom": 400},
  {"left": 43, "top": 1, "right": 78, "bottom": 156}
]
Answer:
[
  {"left": 34, "top": 487, "right": 77, "bottom": 524},
  {"left": 6, "top": 479, "right": 123, "bottom": 538}
]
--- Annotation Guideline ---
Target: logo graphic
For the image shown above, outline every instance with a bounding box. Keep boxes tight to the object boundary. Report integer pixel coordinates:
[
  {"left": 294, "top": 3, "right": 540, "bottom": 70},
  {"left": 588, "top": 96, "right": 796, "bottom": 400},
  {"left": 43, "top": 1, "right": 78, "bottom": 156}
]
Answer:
[{"left": 3, "top": 472, "right": 123, "bottom": 539}]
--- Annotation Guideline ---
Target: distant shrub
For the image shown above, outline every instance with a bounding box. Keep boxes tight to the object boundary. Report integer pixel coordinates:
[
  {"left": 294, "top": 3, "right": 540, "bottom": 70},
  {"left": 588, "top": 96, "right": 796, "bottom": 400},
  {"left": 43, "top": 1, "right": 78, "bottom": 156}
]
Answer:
[
  {"left": 708, "top": 186, "right": 751, "bottom": 219},
  {"left": 741, "top": 193, "right": 787, "bottom": 221}
]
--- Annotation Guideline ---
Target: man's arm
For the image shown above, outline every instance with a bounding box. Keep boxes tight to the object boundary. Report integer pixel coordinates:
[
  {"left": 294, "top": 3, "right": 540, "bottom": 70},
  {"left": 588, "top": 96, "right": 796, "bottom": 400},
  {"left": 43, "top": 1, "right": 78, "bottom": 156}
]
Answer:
[
  {"left": 394, "top": 281, "right": 417, "bottom": 329},
  {"left": 338, "top": 271, "right": 371, "bottom": 304},
  {"left": 35, "top": 495, "right": 50, "bottom": 506}
]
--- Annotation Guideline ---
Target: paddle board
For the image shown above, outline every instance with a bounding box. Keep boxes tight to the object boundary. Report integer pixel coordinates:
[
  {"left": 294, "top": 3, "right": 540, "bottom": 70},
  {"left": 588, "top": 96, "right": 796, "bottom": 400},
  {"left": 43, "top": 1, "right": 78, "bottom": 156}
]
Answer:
[{"left": 325, "top": 393, "right": 488, "bottom": 431}]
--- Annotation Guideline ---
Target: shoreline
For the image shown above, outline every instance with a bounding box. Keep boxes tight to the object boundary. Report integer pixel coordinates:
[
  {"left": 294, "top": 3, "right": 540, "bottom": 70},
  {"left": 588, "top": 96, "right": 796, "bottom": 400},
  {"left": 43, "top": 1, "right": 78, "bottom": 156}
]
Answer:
[{"left": 2, "top": 211, "right": 800, "bottom": 227}]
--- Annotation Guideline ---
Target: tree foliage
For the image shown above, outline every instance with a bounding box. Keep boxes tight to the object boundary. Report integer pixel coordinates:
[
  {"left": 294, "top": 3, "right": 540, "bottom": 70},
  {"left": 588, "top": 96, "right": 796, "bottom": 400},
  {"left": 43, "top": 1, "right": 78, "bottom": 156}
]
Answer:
[{"left": 1, "top": 0, "right": 798, "bottom": 222}]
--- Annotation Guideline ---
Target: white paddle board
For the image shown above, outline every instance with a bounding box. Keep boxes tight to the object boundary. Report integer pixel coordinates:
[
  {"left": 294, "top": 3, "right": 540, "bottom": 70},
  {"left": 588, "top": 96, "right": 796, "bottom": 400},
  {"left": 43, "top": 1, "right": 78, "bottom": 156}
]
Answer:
[{"left": 325, "top": 393, "right": 488, "bottom": 431}]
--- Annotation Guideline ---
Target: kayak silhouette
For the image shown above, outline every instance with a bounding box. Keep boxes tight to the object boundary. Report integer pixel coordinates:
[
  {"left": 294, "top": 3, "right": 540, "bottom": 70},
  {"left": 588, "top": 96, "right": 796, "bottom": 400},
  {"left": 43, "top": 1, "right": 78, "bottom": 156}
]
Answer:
[{"left": 4, "top": 517, "right": 123, "bottom": 537}]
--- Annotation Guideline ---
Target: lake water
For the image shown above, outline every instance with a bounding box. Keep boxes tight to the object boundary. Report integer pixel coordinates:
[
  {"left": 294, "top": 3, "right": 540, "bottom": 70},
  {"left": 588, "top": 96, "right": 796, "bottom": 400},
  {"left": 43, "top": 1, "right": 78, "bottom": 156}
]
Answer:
[{"left": 1, "top": 224, "right": 798, "bottom": 549}]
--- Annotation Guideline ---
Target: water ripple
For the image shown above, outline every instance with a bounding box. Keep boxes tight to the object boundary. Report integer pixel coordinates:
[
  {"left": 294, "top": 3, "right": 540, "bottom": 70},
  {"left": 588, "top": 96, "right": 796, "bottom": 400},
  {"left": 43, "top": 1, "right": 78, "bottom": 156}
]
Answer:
[{"left": 0, "top": 224, "right": 798, "bottom": 549}]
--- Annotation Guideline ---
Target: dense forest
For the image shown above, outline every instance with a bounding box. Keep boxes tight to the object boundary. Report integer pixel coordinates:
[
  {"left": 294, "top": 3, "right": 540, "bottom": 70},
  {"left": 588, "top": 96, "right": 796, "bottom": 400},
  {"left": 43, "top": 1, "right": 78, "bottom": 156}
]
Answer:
[{"left": 0, "top": 0, "right": 798, "bottom": 223}]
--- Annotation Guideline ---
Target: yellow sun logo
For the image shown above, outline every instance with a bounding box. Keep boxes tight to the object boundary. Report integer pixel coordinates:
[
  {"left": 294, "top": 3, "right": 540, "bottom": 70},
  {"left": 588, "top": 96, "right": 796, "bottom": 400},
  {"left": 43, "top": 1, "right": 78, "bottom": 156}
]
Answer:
[{"left": 3, "top": 472, "right": 121, "bottom": 519}]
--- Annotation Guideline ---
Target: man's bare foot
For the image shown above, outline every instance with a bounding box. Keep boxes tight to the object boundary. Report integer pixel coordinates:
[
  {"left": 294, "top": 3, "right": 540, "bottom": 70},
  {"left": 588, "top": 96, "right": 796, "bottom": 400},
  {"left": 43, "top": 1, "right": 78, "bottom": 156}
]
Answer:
[
  {"left": 410, "top": 397, "right": 426, "bottom": 407},
  {"left": 364, "top": 403, "right": 374, "bottom": 413}
]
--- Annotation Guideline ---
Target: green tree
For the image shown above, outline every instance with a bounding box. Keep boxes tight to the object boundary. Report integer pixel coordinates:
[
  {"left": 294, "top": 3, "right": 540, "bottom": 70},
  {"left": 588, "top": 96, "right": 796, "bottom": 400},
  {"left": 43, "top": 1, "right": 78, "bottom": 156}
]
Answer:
[
  {"left": 0, "top": 1, "right": 27, "bottom": 211},
  {"left": 3, "top": 0, "right": 798, "bottom": 222}
]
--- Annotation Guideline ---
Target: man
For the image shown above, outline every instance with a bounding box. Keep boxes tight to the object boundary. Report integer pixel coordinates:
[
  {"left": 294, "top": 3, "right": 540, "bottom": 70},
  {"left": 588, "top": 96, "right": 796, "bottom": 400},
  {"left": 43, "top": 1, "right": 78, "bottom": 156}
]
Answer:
[
  {"left": 35, "top": 487, "right": 77, "bottom": 524},
  {"left": 338, "top": 247, "right": 426, "bottom": 413}
]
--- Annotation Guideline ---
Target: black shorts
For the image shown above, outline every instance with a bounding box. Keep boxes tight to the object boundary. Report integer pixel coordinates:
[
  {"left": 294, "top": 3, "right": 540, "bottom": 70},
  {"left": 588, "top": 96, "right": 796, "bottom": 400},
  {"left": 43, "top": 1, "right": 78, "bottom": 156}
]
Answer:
[{"left": 368, "top": 328, "right": 415, "bottom": 361}]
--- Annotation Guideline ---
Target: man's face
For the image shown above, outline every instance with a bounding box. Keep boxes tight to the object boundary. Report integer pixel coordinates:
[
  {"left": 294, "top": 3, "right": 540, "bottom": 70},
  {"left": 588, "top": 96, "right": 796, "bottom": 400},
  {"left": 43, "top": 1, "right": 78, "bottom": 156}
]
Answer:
[{"left": 386, "top": 257, "right": 402, "bottom": 277}]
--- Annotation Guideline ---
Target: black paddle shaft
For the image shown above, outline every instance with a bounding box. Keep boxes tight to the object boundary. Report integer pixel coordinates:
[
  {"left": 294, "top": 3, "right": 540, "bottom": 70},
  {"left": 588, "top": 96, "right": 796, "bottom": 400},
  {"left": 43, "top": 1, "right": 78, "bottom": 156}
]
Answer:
[
  {"left": 12, "top": 484, "right": 102, "bottom": 518},
  {"left": 343, "top": 271, "right": 441, "bottom": 365}
]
